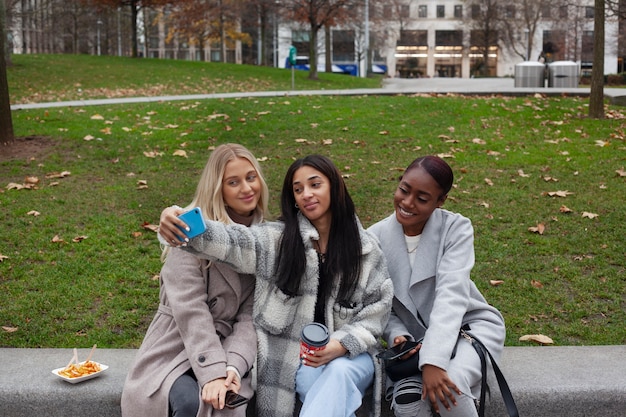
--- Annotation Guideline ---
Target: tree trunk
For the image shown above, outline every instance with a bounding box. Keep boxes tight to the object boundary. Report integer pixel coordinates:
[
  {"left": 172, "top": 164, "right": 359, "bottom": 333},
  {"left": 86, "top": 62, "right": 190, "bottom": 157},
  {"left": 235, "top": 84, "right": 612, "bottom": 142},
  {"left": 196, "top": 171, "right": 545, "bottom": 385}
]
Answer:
[
  {"left": 589, "top": 0, "right": 605, "bottom": 119},
  {"left": 0, "top": 0, "right": 15, "bottom": 147},
  {"left": 308, "top": 25, "right": 319, "bottom": 80},
  {"left": 131, "top": 0, "right": 139, "bottom": 57},
  {"left": 325, "top": 24, "right": 331, "bottom": 73}
]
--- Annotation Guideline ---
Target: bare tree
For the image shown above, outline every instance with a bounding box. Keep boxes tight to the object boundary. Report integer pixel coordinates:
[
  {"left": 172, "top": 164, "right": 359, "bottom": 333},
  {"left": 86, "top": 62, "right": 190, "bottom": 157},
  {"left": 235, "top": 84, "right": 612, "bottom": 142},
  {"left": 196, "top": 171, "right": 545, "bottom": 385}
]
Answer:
[
  {"left": 498, "top": 0, "right": 547, "bottom": 61},
  {"left": 285, "top": 0, "right": 357, "bottom": 80},
  {"left": 464, "top": 0, "right": 502, "bottom": 76},
  {"left": 589, "top": 0, "right": 605, "bottom": 118},
  {"left": 1, "top": 0, "right": 15, "bottom": 148}
]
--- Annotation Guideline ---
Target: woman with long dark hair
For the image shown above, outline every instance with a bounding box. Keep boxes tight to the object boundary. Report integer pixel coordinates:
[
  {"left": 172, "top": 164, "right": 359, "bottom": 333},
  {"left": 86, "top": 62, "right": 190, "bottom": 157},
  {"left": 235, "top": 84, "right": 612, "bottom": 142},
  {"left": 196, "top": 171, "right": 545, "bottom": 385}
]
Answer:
[{"left": 159, "top": 154, "right": 393, "bottom": 417}]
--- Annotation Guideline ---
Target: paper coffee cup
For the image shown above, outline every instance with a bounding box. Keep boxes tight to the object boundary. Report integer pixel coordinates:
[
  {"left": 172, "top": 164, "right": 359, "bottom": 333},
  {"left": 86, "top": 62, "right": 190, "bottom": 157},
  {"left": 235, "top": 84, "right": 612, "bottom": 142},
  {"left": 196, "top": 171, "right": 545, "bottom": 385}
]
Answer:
[{"left": 300, "top": 323, "right": 330, "bottom": 358}]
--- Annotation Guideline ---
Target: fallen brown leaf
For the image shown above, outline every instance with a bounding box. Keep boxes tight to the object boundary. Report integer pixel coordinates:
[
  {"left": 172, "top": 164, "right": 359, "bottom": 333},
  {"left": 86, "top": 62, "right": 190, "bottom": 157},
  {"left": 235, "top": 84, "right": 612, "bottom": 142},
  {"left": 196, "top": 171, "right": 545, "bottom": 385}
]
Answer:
[
  {"left": 0, "top": 253, "right": 8, "bottom": 262},
  {"left": 528, "top": 223, "right": 546, "bottom": 234},
  {"left": 72, "top": 236, "right": 88, "bottom": 243},
  {"left": 142, "top": 222, "right": 159, "bottom": 232},
  {"left": 531, "top": 279, "right": 544, "bottom": 288},
  {"left": 545, "top": 190, "right": 574, "bottom": 197},
  {"left": 519, "top": 334, "right": 554, "bottom": 345},
  {"left": 2, "top": 326, "right": 18, "bottom": 333},
  {"left": 489, "top": 280, "right": 504, "bottom": 286},
  {"left": 51, "top": 235, "right": 64, "bottom": 243},
  {"left": 581, "top": 212, "right": 599, "bottom": 219}
]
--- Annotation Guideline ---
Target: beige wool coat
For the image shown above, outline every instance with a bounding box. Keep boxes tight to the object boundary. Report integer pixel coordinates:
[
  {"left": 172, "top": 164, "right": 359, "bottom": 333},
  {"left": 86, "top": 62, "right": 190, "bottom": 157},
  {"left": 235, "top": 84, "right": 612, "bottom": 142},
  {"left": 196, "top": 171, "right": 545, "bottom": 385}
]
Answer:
[{"left": 121, "top": 248, "right": 257, "bottom": 417}]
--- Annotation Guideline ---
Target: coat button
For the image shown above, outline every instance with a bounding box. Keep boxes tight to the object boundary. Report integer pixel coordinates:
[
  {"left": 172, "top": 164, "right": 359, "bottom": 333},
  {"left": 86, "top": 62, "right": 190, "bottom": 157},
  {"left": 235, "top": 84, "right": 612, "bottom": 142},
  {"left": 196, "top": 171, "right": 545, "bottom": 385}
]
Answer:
[{"left": 198, "top": 355, "right": 206, "bottom": 363}]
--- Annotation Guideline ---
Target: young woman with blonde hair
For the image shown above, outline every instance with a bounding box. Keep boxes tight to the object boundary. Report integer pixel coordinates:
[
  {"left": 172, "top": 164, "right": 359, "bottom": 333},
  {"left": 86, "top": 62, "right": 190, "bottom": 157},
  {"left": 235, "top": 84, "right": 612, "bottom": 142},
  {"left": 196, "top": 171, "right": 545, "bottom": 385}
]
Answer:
[{"left": 122, "top": 143, "right": 269, "bottom": 417}]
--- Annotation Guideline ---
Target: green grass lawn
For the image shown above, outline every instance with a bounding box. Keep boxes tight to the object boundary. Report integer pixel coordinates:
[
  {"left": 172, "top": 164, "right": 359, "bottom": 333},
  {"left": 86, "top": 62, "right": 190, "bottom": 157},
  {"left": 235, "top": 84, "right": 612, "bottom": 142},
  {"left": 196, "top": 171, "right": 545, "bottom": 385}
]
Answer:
[{"left": 1, "top": 55, "right": 625, "bottom": 349}]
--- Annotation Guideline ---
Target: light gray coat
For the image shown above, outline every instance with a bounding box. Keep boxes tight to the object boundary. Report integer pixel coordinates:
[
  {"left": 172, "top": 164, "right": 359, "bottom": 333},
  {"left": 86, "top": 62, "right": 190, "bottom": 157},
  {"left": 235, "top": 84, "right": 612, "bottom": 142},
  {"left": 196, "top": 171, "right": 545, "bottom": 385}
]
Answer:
[
  {"left": 121, "top": 249, "right": 257, "bottom": 417},
  {"left": 368, "top": 209, "right": 505, "bottom": 397},
  {"left": 182, "top": 213, "right": 394, "bottom": 417}
]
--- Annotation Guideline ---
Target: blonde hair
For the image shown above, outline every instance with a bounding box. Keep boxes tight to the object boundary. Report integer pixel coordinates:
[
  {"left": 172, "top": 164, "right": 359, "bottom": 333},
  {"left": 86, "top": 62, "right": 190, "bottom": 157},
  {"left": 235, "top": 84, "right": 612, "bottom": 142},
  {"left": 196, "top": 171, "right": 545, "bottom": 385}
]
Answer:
[{"left": 162, "top": 143, "right": 269, "bottom": 260}]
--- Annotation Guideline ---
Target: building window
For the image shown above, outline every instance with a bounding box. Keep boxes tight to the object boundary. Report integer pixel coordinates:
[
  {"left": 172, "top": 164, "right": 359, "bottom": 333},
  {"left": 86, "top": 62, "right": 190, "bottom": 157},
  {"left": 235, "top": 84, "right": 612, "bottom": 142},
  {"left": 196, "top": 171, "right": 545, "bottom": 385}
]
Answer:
[
  {"left": 454, "top": 5, "right": 463, "bottom": 19},
  {"left": 585, "top": 6, "right": 594, "bottom": 18},
  {"left": 541, "top": 5, "right": 551, "bottom": 18},
  {"left": 418, "top": 5, "right": 427, "bottom": 18},
  {"left": 471, "top": 5, "right": 481, "bottom": 19},
  {"left": 504, "top": 5, "right": 515, "bottom": 19},
  {"left": 383, "top": 5, "right": 392, "bottom": 19},
  {"left": 401, "top": 4, "right": 410, "bottom": 17},
  {"left": 436, "top": 30, "right": 462, "bottom": 46},
  {"left": 559, "top": 6, "right": 568, "bottom": 19},
  {"left": 332, "top": 30, "right": 355, "bottom": 62},
  {"left": 437, "top": 5, "right": 445, "bottom": 18}
]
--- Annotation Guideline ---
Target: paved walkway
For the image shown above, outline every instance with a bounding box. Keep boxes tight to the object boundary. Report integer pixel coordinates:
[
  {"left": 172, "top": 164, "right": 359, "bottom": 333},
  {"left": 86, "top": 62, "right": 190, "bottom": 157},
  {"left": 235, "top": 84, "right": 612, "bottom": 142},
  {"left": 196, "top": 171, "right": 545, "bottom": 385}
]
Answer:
[{"left": 10, "top": 77, "right": 626, "bottom": 110}]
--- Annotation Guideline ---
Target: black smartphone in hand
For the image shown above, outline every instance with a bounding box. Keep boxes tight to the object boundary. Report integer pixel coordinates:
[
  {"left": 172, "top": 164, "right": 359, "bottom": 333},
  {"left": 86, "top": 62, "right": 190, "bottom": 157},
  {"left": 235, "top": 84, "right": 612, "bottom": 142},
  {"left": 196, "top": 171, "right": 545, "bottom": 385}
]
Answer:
[
  {"left": 225, "top": 391, "right": 249, "bottom": 409},
  {"left": 376, "top": 340, "right": 420, "bottom": 361}
]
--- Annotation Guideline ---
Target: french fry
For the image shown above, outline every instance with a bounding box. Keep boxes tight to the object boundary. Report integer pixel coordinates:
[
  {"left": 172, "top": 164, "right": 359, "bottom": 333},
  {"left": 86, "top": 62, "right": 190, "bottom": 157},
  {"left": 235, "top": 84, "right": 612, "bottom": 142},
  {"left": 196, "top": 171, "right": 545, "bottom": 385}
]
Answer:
[
  {"left": 58, "top": 345, "right": 101, "bottom": 378},
  {"left": 58, "top": 360, "right": 102, "bottom": 378}
]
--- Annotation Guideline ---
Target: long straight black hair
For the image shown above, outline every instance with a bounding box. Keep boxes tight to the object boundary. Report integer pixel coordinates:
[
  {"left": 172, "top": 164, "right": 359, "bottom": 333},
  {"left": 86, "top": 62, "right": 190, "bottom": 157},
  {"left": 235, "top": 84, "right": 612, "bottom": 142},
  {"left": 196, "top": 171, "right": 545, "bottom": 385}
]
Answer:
[{"left": 275, "top": 155, "right": 362, "bottom": 302}]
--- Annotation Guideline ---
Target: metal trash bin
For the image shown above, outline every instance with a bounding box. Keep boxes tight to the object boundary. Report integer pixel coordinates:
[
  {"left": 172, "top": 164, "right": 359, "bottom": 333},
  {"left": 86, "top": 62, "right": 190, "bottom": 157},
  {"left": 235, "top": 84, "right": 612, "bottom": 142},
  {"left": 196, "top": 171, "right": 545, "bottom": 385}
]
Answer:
[
  {"left": 514, "top": 61, "right": 546, "bottom": 88},
  {"left": 548, "top": 61, "right": 579, "bottom": 88}
]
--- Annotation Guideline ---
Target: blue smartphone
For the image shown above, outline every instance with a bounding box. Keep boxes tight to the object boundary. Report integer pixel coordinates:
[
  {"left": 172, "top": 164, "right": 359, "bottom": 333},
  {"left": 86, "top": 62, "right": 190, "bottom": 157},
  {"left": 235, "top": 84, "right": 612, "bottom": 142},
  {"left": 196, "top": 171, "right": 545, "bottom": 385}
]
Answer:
[{"left": 177, "top": 207, "right": 207, "bottom": 239}]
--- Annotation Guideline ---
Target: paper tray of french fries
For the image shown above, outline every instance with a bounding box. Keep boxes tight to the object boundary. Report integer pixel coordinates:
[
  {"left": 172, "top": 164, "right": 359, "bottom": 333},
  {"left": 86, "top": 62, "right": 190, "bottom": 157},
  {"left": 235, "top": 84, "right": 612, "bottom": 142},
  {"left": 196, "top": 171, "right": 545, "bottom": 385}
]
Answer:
[{"left": 52, "top": 345, "right": 108, "bottom": 384}]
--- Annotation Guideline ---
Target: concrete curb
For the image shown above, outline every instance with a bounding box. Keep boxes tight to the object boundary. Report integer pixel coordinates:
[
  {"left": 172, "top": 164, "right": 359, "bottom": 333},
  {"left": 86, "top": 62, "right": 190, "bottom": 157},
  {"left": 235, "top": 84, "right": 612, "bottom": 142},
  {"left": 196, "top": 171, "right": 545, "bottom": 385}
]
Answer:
[{"left": 1, "top": 346, "right": 625, "bottom": 417}]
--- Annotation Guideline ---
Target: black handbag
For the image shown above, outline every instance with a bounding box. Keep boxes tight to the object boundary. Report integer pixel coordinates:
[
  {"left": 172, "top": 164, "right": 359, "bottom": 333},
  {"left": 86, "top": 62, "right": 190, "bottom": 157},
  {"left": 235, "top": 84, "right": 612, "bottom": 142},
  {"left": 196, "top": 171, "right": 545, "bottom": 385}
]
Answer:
[{"left": 377, "top": 339, "right": 422, "bottom": 381}]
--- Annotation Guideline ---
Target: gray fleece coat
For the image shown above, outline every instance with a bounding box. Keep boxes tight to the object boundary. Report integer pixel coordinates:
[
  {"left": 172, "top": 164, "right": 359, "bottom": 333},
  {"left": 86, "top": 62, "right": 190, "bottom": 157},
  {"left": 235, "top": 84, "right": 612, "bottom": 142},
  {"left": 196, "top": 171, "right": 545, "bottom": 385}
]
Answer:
[
  {"left": 182, "top": 213, "right": 394, "bottom": 417},
  {"left": 369, "top": 209, "right": 505, "bottom": 398}
]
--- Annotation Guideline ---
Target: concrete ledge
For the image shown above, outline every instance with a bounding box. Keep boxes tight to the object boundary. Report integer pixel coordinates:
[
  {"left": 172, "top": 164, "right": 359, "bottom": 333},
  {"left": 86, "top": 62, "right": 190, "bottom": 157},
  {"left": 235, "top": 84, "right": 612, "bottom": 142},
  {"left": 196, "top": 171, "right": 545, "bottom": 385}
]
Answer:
[{"left": 1, "top": 346, "right": 625, "bottom": 417}]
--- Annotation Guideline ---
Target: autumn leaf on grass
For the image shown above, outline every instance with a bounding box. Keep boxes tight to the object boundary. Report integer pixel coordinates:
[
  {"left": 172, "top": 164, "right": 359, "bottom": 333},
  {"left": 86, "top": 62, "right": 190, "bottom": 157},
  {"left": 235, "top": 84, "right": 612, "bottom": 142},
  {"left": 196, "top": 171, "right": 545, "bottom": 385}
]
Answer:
[
  {"left": 594, "top": 140, "right": 610, "bottom": 147},
  {"left": 83, "top": 134, "right": 95, "bottom": 141},
  {"left": 142, "top": 222, "right": 159, "bottom": 233},
  {"left": 544, "top": 190, "right": 574, "bottom": 197},
  {"left": 379, "top": 130, "right": 389, "bottom": 135},
  {"left": 489, "top": 280, "right": 504, "bottom": 286},
  {"left": 207, "top": 113, "right": 229, "bottom": 121},
  {"left": 2, "top": 326, "right": 18, "bottom": 333},
  {"left": 0, "top": 253, "right": 8, "bottom": 262},
  {"left": 531, "top": 280, "right": 544, "bottom": 288},
  {"left": 143, "top": 151, "right": 164, "bottom": 158},
  {"left": 46, "top": 171, "right": 71, "bottom": 179},
  {"left": 257, "top": 156, "right": 268, "bottom": 162},
  {"left": 24, "top": 176, "right": 40, "bottom": 186},
  {"left": 582, "top": 212, "right": 599, "bottom": 219},
  {"left": 322, "top": 139, "right": 333, "bottom": 145},
  {"left": 173, "top": 150, "right": 188, "bottom": 158},
  {"left": 519, "top": 334, "right": 554, "bottom": 345},
  {"left": 484, "top": 178, "right": 494, "bottom": 186},
  {"left": 6, "top": 182, "right": 25, "bottom": 190},
  {"left": 137, "top": 180, "right": 148, "bottom": 190},
  {"left": 27, "top": 210, "right": 41, "bottom": 216},
  {"left": 51, "top": 235, "right": 64, "bottom": 243},
  {"left": 472, "top": 138, "right": 486, "bottom": 145},
  {"left": 528, "top": 223, "right": 546, "bottom": 235},
  {"left": 517, "top": 169, "right": 530, "bottom": 178},
  {"left": 90, "top": 114, "right": 104, "bottom": 120},
  {"left": 616, "top": 167, "right": 626, "bottom": 177},
  {"left": 72, "top": 236, "right": 88, "bottom": 243},
  {"left": 559, "top": 205, "right": 572, "bottom": 213}
]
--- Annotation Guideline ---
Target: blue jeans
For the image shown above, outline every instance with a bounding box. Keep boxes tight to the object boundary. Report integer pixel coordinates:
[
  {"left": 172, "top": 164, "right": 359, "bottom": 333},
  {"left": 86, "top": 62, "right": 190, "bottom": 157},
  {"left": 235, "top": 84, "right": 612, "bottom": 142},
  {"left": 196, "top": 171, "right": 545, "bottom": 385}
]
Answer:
[{"left": 295, "top": 352, "right": 374, "bottom": 417}]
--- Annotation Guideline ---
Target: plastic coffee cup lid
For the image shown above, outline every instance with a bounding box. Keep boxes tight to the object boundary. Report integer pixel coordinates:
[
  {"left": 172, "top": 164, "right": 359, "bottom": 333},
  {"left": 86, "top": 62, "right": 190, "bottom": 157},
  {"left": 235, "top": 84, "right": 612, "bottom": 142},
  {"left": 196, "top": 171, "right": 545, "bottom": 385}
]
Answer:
[{"left": 301, "top": 323, "right": 330, "bottom": 346}]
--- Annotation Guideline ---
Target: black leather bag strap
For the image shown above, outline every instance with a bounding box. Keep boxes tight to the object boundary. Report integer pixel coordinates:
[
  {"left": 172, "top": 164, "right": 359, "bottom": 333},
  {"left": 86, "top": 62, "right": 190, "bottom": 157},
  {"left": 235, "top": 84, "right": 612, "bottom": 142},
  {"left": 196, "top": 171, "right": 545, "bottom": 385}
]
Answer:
[{"left": 462, "top": 329, "right": 519, "bottom": 417}]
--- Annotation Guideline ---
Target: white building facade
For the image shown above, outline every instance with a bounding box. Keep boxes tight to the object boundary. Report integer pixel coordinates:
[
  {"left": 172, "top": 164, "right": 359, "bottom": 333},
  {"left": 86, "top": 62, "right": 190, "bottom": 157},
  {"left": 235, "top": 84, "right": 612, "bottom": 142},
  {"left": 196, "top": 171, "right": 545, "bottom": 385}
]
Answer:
[{"left": 277, "top": 0, "right": 619, "bottom": 78}]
